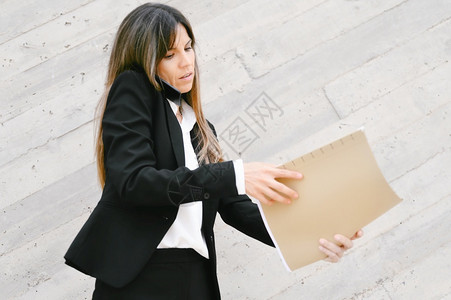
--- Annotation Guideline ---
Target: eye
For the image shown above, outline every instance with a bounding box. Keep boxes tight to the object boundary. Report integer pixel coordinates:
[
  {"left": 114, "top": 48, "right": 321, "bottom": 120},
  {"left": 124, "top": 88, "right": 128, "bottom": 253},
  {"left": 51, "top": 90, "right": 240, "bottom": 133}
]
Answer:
[
  {"left": 185, "top": 46, "right": 192, "bottom": 51},
  {"left": 164, "top": 53, "right": 174, "bottom": 59}
]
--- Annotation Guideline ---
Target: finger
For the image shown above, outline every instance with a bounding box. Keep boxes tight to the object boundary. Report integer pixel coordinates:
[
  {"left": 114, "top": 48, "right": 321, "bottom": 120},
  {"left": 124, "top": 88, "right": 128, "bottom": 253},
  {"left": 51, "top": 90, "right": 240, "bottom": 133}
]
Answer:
[
  {"left": 259, "top": 198, "right": 274, "bottom": 206},
  {"left": 255, "top": 192, "right": 275, "bottom": 206},
  {"left": 351, "top": 229, "right": 364, "bottom": 240},
  {"left": 334, "top": 234, "right": 353, "bottom": 250},
  {"left": 319, "top": 238, "right": 344, "bottom": 259},
  {"left": 318, "top": 244, "right": 340, "bottom": 263},
  {"left": 268, "top": 180, "right": 298, "bottom": 200},
  {"left": 273, "top": 168, "right": 303, "bottom": 180},
  {"left": 261, "top": 186, "right": 292, "bottom": 204}
]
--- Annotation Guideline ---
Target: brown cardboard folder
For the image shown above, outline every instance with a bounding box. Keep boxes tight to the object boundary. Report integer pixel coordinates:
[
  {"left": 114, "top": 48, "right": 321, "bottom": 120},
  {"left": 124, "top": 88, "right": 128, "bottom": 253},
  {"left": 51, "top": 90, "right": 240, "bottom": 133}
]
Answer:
[{"left": 258, "top": 129, "right": 402, "bottom": 271}]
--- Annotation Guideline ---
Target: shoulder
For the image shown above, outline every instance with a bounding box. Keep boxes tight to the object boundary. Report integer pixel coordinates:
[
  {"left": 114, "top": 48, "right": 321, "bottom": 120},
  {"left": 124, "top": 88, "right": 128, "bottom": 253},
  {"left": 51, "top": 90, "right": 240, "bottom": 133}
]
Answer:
[
  {"left": 111, "top": 70, "right": 154, "bottom": 94},
  {"left": 107, "top": 70, "right": 161, "bottom": 109}
]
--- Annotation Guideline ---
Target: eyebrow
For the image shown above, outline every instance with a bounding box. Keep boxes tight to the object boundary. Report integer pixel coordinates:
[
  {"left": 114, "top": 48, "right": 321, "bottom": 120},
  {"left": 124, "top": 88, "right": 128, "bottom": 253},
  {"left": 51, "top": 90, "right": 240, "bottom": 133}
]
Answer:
[{"left": 169, "top": 39, "right": 192, "bottom": 50}]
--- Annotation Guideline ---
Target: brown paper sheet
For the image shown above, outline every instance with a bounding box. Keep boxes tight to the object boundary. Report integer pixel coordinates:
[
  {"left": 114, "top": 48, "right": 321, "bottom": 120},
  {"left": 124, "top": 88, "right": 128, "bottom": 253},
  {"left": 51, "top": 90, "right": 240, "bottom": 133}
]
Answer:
[{"left": 258, "top": 129, "right": 402, "bottom": 271}]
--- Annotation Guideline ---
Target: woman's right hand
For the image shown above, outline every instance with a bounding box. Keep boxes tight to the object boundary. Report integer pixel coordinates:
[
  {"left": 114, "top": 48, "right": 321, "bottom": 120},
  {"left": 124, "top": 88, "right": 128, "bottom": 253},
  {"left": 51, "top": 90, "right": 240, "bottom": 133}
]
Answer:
[{"left": 244, "top": 162, "right": 303, "bottom": 206}]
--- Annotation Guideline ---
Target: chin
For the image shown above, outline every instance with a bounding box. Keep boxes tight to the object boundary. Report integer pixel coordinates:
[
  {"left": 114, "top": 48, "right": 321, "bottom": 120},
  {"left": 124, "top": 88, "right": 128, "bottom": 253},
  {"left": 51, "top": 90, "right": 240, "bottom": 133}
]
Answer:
[{"left": 178, "top": 83, "right": 193, "bottom": 93}]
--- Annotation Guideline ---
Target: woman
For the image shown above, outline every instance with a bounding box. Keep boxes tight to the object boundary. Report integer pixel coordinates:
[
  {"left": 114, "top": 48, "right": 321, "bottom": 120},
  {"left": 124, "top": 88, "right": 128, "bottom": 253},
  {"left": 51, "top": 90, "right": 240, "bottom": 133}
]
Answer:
[{"left": 65, "top": 3, "right": 362, "bottom": 299}]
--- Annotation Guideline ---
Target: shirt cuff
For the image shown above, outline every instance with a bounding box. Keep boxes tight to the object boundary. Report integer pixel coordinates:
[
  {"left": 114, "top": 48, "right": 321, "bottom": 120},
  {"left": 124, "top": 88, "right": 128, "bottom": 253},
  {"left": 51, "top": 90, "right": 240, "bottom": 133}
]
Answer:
[{"left": 233, "top": 159, "right": 246, "bottom": 195}]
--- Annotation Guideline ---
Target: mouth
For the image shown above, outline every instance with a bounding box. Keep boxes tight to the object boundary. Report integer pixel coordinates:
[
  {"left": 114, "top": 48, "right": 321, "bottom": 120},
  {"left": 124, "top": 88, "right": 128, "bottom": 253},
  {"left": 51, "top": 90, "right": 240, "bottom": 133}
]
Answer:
[{"left": 180, "top": 72, "right": 193, "bottom": 79}]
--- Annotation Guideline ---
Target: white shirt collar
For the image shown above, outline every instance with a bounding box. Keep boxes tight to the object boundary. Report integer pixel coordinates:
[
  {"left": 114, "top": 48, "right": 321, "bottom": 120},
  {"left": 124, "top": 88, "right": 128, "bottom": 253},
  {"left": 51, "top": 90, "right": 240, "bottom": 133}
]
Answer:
[{"left": 166, "top": 98, "right": 196, "bottom": 133}]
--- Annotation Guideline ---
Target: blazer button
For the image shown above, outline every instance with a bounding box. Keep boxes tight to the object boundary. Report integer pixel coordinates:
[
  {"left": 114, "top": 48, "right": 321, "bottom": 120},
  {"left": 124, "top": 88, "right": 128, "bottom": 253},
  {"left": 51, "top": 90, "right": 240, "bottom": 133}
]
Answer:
[{"left": 203, "top": 192, "right": 210, "bottom": 199}]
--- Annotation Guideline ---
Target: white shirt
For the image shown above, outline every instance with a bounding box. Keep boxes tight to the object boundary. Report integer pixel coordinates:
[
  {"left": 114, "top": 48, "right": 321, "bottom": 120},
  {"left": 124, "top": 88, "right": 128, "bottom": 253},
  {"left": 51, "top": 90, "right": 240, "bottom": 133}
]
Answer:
[{"left": 157, "top": 99, "right": 245, "bottom": 258}]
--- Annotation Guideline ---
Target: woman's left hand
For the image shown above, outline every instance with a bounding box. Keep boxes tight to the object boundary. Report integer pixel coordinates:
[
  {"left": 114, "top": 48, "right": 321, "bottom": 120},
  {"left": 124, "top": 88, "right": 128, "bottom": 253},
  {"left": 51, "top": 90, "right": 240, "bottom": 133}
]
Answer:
[{"left": 318, "top": 230, "right": 364, "bottom": 263}]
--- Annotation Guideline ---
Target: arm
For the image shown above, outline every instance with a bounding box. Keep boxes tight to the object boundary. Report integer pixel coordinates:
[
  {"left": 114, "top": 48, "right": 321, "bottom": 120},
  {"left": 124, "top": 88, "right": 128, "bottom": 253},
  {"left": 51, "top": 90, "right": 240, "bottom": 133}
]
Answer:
[
  {"left": 218, "top": 195, "right": 274, "bottom": 247},
  {"left": 102, "top": 71, "right": 238, "bottom": 207}
]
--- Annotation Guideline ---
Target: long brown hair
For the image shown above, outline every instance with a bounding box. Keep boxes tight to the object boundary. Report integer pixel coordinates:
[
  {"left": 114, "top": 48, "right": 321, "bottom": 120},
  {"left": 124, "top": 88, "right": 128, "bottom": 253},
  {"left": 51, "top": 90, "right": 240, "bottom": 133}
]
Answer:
[{"left": 95, "top": 3, "right": 223, "bottom": 187}]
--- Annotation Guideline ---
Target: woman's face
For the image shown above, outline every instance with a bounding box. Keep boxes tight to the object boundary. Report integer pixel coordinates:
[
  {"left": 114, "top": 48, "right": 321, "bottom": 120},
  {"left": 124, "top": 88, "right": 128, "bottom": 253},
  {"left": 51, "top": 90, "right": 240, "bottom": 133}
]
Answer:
[{"left": 157, "top": 24, "right": 195, "bottom": 93}]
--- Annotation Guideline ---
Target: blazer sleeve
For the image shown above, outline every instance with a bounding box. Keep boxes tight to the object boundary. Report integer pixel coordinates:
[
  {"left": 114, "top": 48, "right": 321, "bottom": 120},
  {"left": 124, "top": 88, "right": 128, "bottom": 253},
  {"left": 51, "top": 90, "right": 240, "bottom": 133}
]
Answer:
[
  {"left": 218, "top": 195, "right": 274, "bottom": 247},
  {"left": 206, "top": 123, "right": 274, "bottom": 247},
  {"left": 102, "top": 71, "right": 238, "bottom": 207}
]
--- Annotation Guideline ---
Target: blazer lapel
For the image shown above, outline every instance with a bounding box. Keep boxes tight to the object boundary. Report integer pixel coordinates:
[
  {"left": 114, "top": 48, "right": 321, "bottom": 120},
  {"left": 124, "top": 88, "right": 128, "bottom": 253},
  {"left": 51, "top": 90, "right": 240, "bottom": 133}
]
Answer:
[
  {"left": 162, "top": 101, "right": 184, "bottom": 167},
  {"left": 190, "top": 124, "right": 201, "bottom": 157},
  {"left": 157, "top": 76, "right": 202, "bottom": 168},
  {"left": 159, "top": 77, "right": 185, "bottom": 168}
]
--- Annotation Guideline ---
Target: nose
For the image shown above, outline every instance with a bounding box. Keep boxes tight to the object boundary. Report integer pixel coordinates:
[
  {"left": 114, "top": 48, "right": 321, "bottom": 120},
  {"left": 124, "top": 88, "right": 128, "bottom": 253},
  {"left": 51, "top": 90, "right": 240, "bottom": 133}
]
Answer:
[{"left": 178, "top": 51, "right": 192, "bottom": 68}]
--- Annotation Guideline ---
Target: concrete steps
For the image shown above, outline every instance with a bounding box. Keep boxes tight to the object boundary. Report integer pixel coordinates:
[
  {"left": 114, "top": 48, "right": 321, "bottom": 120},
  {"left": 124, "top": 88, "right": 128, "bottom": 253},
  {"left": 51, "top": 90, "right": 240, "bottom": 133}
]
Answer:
[{"left": 1, "top": 0, "right": 450, "bottom": 299}]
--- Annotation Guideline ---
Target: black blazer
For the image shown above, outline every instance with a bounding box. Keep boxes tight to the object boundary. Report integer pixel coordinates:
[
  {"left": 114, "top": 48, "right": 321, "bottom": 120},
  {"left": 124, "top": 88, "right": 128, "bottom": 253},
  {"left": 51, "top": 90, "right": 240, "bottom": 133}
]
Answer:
[{"left": 64, "top": 69, "right": 273, "bottom": 289}]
